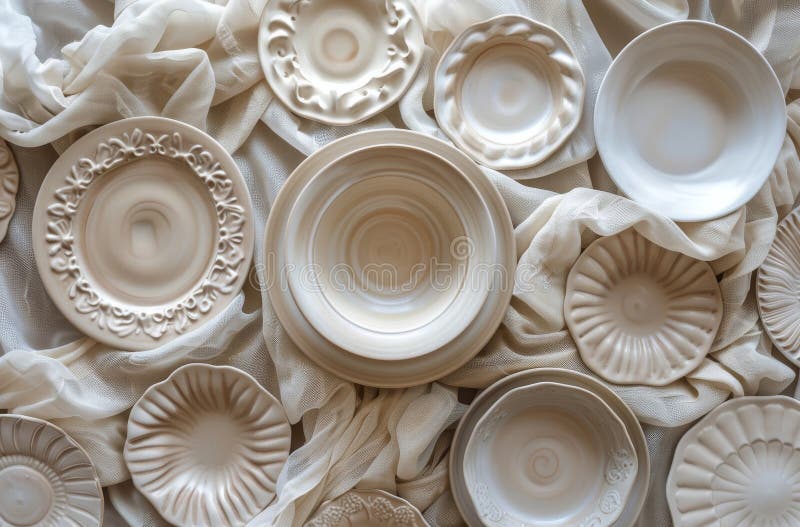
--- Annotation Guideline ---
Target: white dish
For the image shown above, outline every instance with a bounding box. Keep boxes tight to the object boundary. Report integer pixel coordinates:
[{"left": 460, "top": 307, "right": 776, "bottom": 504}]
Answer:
[
  {"left": 124, "top": 364, "right": 291, "bottom": 527},
  {"left": 258, "top": 0, "right": 424, "bottom": 126},
  {"left": 595, "top": 20, "right": 786, "bottom": 221},
  {"left": 0, "top": 139, "right": 18, "bottom": 242},
  {"left": 284, "top": 144, "right": 492, "bottom": 360},
  {"left": 32, "top": 117, "right": 255, "bottom": 351},
  {"left": 757, "top": 207, "right": 800, "bottom": 366},
  {"left": 264, "top": 129, "right": 515, "bottom": 387},
  {"left": 667, "top": 396, "right": 800, "bottom": 527},
  {"left": 450, "top": 368, "right": 650, "bottom": 527},
  {"left": 435, "top": 15, "right": 585, "bottom": 170},
  {"left": 306, "top": 489, "right": 429, "bottom": 527},
  {"left": 463, "top": 382, "right": 637, "bottom": 527},
  {"left": 565, "top": 230, "right": 722, "bottom": 386},
  {"left": 0, "top": 414, "right": 104, "bottom": 527}
]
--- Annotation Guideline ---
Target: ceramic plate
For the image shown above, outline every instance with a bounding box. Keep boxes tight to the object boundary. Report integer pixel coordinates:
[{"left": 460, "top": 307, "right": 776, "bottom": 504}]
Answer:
[
  {"left": 450, "top": 368, "right": 650, "bottom": 527},
  {"left": 125, "top": 364, "right": 291, "bottom": 527},
  {"left": 0, "top": 414, "right": 104, "bottom": 527},
  {"left": 264, "top": 129, "right": 515, "bottom": 387},
  {"left": 32, "top": 117, "right": 255, "bottom": 351},
  {"left": 284, "top": 144, "right": 492, "bottom": 359},
  {"left": 259, "top": 0, "right": 424, "bottom": 126},
  {"left": 0, "top": 138, "right": 18, "bottom": 242},
  {"left": 595, "top": 20, "right": 785, "bottom": 221},
  {"left": 565, "top": 230, "right": 722, "bottom": 386},
  {"left": 758, "top": 207, "right": 800, "bottom": 366},
  {"left": 463, "top": 382, "right": 637, "bottom": 527},
  {"left": 667, "top": 396, "right": 800, "bottom": 526},
  {"left": 435, "top": 15, "right": 585, "bottom": 170},
  {"left": 305, "top": 489, "right": 429, "bottom": 527}
]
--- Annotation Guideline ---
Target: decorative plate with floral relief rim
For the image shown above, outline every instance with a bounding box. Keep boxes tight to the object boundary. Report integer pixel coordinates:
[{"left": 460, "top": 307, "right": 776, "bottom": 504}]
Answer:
[
  {"left": 0, "top": 138, "right": 18, "bottom": 242},
  {"left": 564, "top": 229, "right": 722, "bottom": 386},
  {"left": 125, "top": 364, "right": 292, "bottom": 527},
  {"left": 434, "top": 15, "right": 585, "bottom": 170},
  {"left": 305, "top": 490, "right": 429, "bottom": 527},
  {"left": 32, "top": 117, "right": 254, "bottom": 351},
  {"left": 667, "top": 396, "right": 800, "bottom": 527},
  {"left": 757, "top": 206, "right": 800, "bottom": 366},
  {"left": 259, "top": 0, "right": 424, "bottom": 126},
  {"left": 450, "top": 368, "right": 650, "bottom": 527},
  {"left": 0, "top": 414, "right": 104, "bottom": 527}
]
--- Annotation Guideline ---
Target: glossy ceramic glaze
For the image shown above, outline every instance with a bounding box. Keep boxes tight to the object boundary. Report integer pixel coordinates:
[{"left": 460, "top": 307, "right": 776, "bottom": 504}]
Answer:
[
  {"left": 667, "top": 396, "right": 800, "bottom": 526},
  {"left": 0, "top": 414, "right": 104, "bottom": 527},
  {"left": 125, "top": 364, "right": 291, "bottom": 527},
  {"left": 435, "top": 15, "right": 585, "bottom": 170},
  {"left": 31, "top": 117, "right": 255, "bottom": 351},
  {"left": 757, "top": 207, "right": 800, "bottom": 366},
  {"left": 450, "top": 368, "right": 650, "bottom": 527},
  {"left": 305, "top": 490, "right": 429, "bottom": 527},
  {"left": 595, "top": 21, "right": 785, "bottom": 221},
  {"left": 264, "top": 129, "right": 515, "bottom": 387},
  {"left": 565, "top": 230, "right": 722, "bottom": 386},
  {"left": 463, "top": 382, "right": 637, "bottom": 527},
  {"left": 259, "top": 0, "right": 424, "bottom": 125},
  {"left": 0, "top": 139, "right": 18, "bottom": 242}
]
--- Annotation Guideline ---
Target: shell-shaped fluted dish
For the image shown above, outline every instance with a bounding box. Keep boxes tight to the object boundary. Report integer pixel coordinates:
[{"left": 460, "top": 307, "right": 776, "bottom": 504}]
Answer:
[
  {"left": 0, "top": 138, "right": 19, "bottom": 242},
  {"left": 305, "top": 490, "right": 429, "bottom": 527},
  {"left": 565, "top": 230, "right": 722, "bottom": 386},
  {"left": 434, "top": 15, "right": 585, "bottom": 170},
  {"left": 758, "top": 207, "right": 800, "bottom": 366},
  {"left": 667, "top": 396, "right": 800, "bottom": 527},
  {"left": 0, "top": 414, "right": 104, "bottom": 527},
  {"left": 124, "top": 364, "right": 291, "bottom": 527},
  {"left": 463, "top": 382, "right": 637, "bottom": 527}
]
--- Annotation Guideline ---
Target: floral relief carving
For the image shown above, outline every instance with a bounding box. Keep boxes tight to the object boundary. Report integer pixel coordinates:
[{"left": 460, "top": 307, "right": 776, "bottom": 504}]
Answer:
[
  {"left": 306, "top": 490, "right": 425, "bottom": 527},
  {"left": 0, "top": 138, "right": 19, "bottom": 242},
  {"left": 605, "top": 449, "right": 636, "bottom": 485}
]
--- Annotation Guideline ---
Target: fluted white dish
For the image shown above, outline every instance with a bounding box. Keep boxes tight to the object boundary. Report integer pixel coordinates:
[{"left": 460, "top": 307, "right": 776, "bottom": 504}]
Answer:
[
  {"left": 124, "top": 364, "right": 291, "bottom": 527},
  {"left": 0, "top": 138, "right": 18, "bottom": 242},
  {"left": 667, "top": 396, "right": 800, "bottom": 527},
  {"left": 463, "top": 382, "right": 637, "bottom": 527},
  {"left": 595, "top": 20, "right": 785, "bottom": 221},
  {"left": 305, "top": 489, "right": 429, "bottom": 527}
]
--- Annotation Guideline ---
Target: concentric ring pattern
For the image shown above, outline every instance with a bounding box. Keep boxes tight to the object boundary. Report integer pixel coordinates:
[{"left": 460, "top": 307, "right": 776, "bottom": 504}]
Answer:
[
  {"left": 565, "top": 230, "right": 722, "bottom": 385},
  {"left": 124, "top": 364, "right": 291, "bottom": 527}
]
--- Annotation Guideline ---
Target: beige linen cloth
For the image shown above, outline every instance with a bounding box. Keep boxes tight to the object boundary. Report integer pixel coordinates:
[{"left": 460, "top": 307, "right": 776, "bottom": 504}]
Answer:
[{"left": 1, "top": 0, "right": 800, "bottom": 525}]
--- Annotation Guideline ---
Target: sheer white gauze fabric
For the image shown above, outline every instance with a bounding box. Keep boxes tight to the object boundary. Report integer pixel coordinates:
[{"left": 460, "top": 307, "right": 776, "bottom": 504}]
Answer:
[{"left": 0, "top": 1, "right": 799, "bottom": 526}]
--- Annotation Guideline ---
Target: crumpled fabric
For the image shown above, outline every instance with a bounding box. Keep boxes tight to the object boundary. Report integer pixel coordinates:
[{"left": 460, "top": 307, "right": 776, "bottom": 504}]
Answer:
[{"left": 0, "top": 0, "right": 799, "bottom": 526}]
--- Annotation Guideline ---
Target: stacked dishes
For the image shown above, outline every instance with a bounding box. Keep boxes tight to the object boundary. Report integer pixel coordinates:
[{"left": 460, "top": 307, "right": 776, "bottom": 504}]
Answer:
[
  {"left": 451, "top": 369, "right": 650, "bottom": 527},
  {"left": 264, "top": 129, "right": 515, "bottom": 387}
]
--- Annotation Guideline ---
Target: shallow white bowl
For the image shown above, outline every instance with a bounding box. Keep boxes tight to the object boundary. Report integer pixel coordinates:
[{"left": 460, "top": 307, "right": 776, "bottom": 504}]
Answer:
[
  {"left": 595, "top": 20, "right": 785, "bottom": 221},
  {"left": 463, "top": 382, "right": 637, "bottom": 527}
]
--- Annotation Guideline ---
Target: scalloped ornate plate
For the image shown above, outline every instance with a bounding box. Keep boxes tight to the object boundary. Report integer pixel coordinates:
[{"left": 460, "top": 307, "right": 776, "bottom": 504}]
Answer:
[
  {"left": 434, "top": 15, "right": 585, "bottom": 170},
  {"left": 565, "top": 230, "right": 722, "bottom": 386},
  {"left": 463, "top": 382, "right": 637, "bottom": 527},
  {"left": 32, "top": 117, "right": 255, "bottom": 351},
  {"left": 757, "top": 207, "right": 800, "bottom": 366},
  {"left": 305, "top": 489, "right": 429, "bottom": 527},
  {"left": 125, "top": 364, "right": 291, "bottom": 527},
  {"left": 0, "top": 138, "right": 18, "bottom": 242},
  {"left": 450, "top": 368, "right": 650, "bottom": 527},
  {"left": 667, "top": 396, "right": 800, "bottom": 527},
  {"left": 0, "top": 414, "right": 104, "bottom": 527},
  {"left": 258, "top": 0, "right": 424, "bottom": 126}
]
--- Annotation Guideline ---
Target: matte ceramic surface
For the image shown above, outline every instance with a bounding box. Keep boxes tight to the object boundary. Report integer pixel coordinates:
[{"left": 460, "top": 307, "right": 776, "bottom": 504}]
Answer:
[
  {"left": 463, "top": 382, "right": 637, "bottom": 527},
  {"left": 435, "top": 15, "right": 585, "bottom": 170},
  {"left": 305, "top": 490, "right": 429, "bottom": 527},
  {"left": 0, "top": 139, "right": 18, "bottom": 242},
  {"left": 565, "top": 230, "right": 722, "bottom": 386},
  {"left": 667, "top": 396, "right": 800, "bottom": 527},
  {"left": 284, "top": 144, "right": 492, "bottom": 359},
  {"left": 595, "top": 20, "right": 786, "bottom": 221},
  {"left": 32, "top": 117, "right": 255, "bottom": 351},
  {"left": 450, "top": 368, "right": 650, "bottom": 527},
  {"left": 757, "top": 207, "right": 800, "bottom": 366},
  {"left": 124, "top": 364, "right": 291, "bottom": 527},
  {"left": 0, "top": 414, "right": 104, "bottom": 527},
  {"left": 264, "top": 129, "right": 515, "bottom": 387},
  {"left": 259, "top": 0, "right": 424, "bottom": 126}
]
